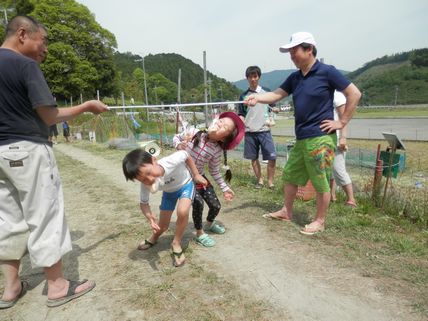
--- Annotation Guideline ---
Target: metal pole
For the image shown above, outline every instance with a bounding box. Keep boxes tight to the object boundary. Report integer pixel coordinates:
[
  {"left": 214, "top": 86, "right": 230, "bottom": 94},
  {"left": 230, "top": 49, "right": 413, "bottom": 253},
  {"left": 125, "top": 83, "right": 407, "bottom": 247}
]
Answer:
[
  {"left": 142, "top": 56, "right": 149, "bottom": 105},
  {"left": 203, "top": 51, "right": 208, "bottom": 127},
  {"left": 177, "top": 68, "right": 181, "bottom": 104},
  {"left": 208, "top": 78, "right": 212, "bottom": 103},
  {"left": 141, "top": 55, "right": 149, "bottom": 121}
]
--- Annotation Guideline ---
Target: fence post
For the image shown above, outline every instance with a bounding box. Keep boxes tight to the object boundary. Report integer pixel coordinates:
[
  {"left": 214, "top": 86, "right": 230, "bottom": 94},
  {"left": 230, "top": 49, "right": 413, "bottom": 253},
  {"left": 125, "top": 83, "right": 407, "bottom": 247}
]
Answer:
[{"left": 372, "top": 144, "right": 383, "bottom": 204}]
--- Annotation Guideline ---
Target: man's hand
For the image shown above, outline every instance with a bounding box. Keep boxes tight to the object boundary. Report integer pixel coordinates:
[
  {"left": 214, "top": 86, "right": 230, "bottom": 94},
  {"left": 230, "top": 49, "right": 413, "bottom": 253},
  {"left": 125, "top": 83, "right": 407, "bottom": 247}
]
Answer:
[
  {"left": 320, "top": 119, "right": 344, "bottom": 134},
  {"left": 244, "top": 94, "right": 258, "bottom": 107},
  {"left": 85, "top": 100, "right": 109, "bottom": 114}
]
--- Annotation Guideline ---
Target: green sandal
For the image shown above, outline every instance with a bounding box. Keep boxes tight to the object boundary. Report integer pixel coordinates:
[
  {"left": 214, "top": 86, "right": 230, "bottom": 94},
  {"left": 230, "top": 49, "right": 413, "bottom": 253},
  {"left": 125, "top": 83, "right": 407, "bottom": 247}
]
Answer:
[
  {"left": 195, "top": 234, "right": 216, "bottom": 247},
  {"left": 208, "top": 222, "right": 225, "bottom": 234}
]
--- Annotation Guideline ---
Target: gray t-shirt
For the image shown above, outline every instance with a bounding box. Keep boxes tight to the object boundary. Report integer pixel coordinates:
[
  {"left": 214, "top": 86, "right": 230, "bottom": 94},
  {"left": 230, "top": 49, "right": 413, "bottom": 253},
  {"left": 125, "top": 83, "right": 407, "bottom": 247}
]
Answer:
[
  {"left": 238, "top": 85, "right": 273, "bottom": 132},
  {"left": 0, "top": 48, "right": 56, "bottom": 145}
]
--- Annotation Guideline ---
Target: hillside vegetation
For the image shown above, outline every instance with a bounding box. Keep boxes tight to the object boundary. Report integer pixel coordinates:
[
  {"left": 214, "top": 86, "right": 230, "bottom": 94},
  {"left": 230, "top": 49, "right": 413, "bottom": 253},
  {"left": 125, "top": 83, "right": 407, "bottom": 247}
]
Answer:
[
  {"left": 348, "top": 49, "right": 428, "bottom": 105},
  {"left": 114, "top": 52, "right": 241, "bottom": 104}
]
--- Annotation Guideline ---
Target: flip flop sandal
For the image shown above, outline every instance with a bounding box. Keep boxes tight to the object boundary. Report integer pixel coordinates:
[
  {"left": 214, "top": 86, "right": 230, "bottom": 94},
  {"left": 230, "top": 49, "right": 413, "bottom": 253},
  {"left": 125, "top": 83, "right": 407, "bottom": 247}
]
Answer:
[
  {"left": 345, "top": 201, "right": 357, "bottom": 208},
  {"left": 300, "top": 223, "right": 325, "bottom": 236},
  {"left": 171, "top": 248, "right": 185, "bottom": 267},
  {"left": 0, "top": 280, "right": 28, "bottom": 309},
  {"left": 46, "top": 279, "right": 96, "bottom": 307},
  {"left": 208, "top": 222, "right": 225, "bottom": 234},
  {"left": 137, "top": 239, "right": 156, "bottom": 250},
  {"left": 262, "top": 213, "right": 291, "bottom": 222},
  {"left": 195, "top": 234, "right": 216, "bottom": 247}
]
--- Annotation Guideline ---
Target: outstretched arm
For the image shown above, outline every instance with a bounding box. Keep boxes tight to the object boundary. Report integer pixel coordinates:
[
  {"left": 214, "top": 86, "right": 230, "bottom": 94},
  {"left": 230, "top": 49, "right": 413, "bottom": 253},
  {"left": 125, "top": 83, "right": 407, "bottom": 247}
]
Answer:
[
  {"left": 36, "top": 100, "right": 109, "bottom": 126},
  {"left": 245, "top": 88, "right": 288, "bottom": 106}
]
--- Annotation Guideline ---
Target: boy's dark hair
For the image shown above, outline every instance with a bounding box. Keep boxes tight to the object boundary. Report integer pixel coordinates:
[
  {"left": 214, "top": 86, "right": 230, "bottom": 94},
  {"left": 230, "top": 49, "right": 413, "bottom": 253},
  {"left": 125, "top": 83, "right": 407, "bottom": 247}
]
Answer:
[
  {"left": 245, "top": 66, "right": 261, "bottom": 78},
  {"left": 192, "top": 128, "right": 236, "bottom": 183},
  {"left": 122, "top": 149, "right": 153, "bottom": 181},
  {"left": 6, "top": 15, "right": 46, "bottom": 39},
  {"left": 300, "top": 43, "right": 317, "bottom": 57}
]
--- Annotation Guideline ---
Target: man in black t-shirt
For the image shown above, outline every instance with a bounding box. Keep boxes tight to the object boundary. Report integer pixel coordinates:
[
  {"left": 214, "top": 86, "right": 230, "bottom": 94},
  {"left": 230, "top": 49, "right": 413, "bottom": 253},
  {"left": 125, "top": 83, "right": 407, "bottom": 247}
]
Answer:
[{"left": 0, "top": 16, "right": 108, "bottom": 309}]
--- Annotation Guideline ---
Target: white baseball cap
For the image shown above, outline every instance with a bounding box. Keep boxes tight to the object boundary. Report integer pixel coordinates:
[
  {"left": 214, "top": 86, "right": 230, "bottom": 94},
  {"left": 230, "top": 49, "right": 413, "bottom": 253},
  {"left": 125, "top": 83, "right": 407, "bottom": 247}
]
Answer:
[{"left": 279, "top": 32, "right": 316, "bottom": 53}]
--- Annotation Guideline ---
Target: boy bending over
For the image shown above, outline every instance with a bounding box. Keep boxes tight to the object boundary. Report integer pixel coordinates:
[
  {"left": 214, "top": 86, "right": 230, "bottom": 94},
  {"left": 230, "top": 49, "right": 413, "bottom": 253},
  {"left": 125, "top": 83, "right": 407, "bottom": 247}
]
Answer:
[{"left": 122, "top": 149, "right": 207, "bottom": 267}]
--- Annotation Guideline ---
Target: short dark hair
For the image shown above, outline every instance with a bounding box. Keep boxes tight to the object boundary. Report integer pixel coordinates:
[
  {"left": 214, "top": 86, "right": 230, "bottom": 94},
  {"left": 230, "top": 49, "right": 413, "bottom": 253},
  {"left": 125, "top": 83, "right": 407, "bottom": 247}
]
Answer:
[
  {"left": 5, "top": 15, "right": 46, "bottom": 39},
  {"left": 122, "top": 149, "right": 153, "bottom": 181},
  {"left": 300, "top": 43, "right": 317, "bottom": 57},
  {"left": 245, "top": 66, "right": 261, "bottom": 78}
]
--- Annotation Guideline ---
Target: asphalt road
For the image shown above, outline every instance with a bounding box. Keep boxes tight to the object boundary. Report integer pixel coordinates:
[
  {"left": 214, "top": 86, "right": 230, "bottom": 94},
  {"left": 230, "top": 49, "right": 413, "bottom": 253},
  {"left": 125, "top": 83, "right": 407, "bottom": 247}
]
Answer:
[{"left": 271, "top": 117, "right": 428, "bottom": 141}]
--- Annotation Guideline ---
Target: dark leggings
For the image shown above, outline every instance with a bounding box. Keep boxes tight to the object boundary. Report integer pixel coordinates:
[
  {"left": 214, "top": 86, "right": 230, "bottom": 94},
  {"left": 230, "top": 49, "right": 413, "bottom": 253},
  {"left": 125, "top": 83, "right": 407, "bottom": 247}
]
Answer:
[{"left": 192, "top": 183, "right": 221, "bottom": 230}]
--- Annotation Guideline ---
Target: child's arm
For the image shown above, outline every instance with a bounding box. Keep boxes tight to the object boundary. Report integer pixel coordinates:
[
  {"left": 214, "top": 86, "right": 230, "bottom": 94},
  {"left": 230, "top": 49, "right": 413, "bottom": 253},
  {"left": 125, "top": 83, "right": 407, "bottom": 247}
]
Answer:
[
  {"left": 208, "top": 150, "right": 235, "bottom": 201},
  {"left": 185, "top": 156, "right": 207, "bottom": 186},
  {"left": 140, "top": 203, "right": 160, "bottom": 233},
  {"left": 173, "top": 128, "right": 196, "bottom": 150}
]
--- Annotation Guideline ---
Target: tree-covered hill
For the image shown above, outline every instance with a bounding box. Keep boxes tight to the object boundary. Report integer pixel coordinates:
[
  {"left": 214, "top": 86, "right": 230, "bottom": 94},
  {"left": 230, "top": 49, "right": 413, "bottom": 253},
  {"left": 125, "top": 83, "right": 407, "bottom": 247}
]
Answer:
[
  {"left": 348, "top": 49, "right": 428, "bottom": 105},
  {"left": 114, "top": 52, "right": 241, "bottom": 103}
]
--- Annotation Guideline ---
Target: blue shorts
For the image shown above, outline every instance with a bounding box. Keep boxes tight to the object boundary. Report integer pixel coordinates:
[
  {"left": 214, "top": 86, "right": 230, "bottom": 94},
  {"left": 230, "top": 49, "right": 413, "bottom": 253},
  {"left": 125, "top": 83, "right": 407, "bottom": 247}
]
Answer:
[
  {"left": 159, "top": 180, "right": 195, "bottom": 211},
  {"left": 244, "top": 131, "right": 277, "bottom": 160}
]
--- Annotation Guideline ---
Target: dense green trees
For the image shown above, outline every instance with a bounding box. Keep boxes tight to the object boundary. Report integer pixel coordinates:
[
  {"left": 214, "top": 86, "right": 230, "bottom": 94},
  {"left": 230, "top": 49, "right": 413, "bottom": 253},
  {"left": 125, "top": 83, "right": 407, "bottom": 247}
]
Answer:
[
  {"left": 114, "top": 52, "right": 240, "bottom": 105},
  {"left": 0, "top": 0, "right": 119, "bottom": 101},
  {"left": 32, "top": 0, "right": 119, "bottom": 100}
]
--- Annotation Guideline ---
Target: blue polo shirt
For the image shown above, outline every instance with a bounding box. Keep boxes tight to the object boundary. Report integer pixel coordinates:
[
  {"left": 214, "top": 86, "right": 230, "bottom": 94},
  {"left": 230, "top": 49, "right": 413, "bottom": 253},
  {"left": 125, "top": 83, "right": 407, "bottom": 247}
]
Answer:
[{"left": 280, "top": 60, "right": 350, "bottom": 140}]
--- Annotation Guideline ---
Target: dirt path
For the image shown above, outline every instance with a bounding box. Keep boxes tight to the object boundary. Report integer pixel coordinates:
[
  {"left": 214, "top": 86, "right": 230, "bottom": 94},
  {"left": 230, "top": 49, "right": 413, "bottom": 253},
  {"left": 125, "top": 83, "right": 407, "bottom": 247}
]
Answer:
[{"left": 2, "top": 143, "right": 421, "bottom": 321}]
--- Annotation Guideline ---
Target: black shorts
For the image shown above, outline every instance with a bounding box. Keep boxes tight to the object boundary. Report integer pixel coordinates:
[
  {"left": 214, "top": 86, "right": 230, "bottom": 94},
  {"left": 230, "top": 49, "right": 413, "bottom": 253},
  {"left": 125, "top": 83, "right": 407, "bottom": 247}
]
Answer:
[{"left": 49, "top": 125, "right": 58, "bottom": 136}]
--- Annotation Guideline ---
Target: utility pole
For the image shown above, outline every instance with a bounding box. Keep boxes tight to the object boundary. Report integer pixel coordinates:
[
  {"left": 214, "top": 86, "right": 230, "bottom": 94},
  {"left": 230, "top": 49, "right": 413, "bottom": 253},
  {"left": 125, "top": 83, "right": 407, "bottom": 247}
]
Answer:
[
  {"left": 139, "top": 54, "right": 150, "bottom": 121},
  {"left": 208, "top": 78, "right": 212, "bottom": 103},
  {"left": 203, "top": 51, "right": 208, "bottom": 127},
  {"left": 142, "top": 56, "right": 149, "bottom": 106},
  {"left": 177, "top": 68, "right": 181, "bottom": 103}
]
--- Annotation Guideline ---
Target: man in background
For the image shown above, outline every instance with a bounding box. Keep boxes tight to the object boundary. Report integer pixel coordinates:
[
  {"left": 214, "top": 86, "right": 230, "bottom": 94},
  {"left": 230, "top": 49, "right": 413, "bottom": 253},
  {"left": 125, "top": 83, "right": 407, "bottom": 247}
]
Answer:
[{"left": 238, "top": 66, "right": 278, "bottom": 189}]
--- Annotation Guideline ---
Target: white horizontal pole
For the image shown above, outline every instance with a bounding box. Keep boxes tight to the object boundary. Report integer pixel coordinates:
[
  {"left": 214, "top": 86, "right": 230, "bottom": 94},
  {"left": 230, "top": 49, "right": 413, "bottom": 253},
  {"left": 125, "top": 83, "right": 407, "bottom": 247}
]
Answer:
[{"left": 107, "top": 100, "right": 244, "bottom": 110}]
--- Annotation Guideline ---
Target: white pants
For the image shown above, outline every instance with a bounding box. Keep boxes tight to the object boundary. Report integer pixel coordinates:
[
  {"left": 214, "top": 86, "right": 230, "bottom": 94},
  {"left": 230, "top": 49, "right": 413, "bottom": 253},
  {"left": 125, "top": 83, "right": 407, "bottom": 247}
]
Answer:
[
  {"left": 0, "top": 141, "right": 72, "bottom": 267},
  {"left": 332, "top": 149, "right": 352, "bottom": 187}
]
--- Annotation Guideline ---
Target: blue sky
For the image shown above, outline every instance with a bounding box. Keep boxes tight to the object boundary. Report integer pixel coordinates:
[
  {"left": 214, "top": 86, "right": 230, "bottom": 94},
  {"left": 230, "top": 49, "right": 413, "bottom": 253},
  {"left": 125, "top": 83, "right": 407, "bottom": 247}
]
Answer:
[{"left": 77, "top": 0, "right": 427, "bottom": 82}]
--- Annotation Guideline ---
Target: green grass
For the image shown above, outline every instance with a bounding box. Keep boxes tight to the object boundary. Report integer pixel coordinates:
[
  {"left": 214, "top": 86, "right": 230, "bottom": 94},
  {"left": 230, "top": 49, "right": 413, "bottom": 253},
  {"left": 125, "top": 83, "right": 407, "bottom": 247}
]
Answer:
[{"left": 228, "top": 158, "right": 428, "bottom": 313}]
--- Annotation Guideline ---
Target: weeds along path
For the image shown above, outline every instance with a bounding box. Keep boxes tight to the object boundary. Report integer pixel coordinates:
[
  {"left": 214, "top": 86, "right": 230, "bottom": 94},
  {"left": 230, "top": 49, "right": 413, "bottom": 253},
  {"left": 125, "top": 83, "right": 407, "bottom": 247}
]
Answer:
[{"left": 9, "top": 143, "right": 417, "bottom": 321}]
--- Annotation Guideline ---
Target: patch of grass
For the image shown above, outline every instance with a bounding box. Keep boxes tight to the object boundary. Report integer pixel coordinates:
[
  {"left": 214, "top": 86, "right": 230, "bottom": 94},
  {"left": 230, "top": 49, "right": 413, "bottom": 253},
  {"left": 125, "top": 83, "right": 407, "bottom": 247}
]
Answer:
[{"left": 228, "top": 158, "right": 428, "bottom": 314}]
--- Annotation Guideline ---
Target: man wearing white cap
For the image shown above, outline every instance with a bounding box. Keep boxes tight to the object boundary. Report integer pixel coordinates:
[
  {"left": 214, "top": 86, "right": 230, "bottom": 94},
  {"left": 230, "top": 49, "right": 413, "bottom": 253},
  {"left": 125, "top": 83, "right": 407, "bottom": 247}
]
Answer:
[{"left": 246, "top": 31, "right": 361, "bottom": 235}]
